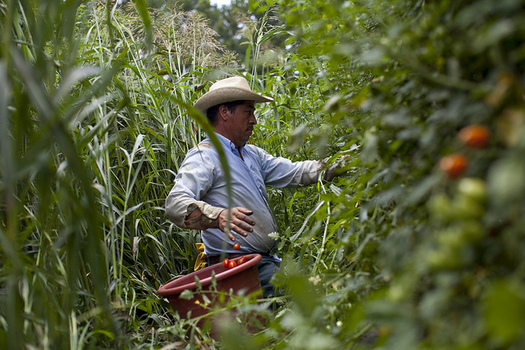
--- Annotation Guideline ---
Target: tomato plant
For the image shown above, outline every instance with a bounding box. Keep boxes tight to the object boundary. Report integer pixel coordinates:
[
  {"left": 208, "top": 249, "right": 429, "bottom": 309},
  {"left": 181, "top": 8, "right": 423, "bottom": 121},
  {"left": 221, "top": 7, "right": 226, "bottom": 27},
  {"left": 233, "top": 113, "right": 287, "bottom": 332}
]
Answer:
[{"left": 266, "top": 0, "right": 525, "bottom": 349}]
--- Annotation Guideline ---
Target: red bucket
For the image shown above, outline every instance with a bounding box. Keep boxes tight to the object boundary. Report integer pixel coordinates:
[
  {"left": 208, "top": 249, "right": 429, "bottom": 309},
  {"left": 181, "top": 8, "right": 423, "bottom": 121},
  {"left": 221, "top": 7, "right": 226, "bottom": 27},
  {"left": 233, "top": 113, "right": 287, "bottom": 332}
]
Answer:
[{"left": 157, "top": 253, "right": 262, "bottom": 322}]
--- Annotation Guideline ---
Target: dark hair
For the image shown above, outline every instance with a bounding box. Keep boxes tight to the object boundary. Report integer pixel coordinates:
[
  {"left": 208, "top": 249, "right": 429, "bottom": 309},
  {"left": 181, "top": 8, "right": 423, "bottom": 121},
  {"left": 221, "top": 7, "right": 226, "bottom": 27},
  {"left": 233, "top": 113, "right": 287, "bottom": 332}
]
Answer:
[{"left": 206, "top": 100, "right": 246, "bottom": 125}]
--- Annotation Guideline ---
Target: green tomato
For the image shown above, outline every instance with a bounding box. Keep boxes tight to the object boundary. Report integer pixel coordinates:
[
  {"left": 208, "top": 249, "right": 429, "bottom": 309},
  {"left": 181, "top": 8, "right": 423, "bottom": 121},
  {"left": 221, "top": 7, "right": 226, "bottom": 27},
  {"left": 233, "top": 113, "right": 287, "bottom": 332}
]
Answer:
[
  {"left": 428, "top": 193, "right": 454, "bottom": 222},
  {"left": 437, "top": 227, "right": 466, "bottom": 250},
  {"left": 426, "top": 248, "right": 463, "bottom": 271},
  {"left": 457, "top": 178, "right": 487, "bottom": 203},
  {"left": 459, "top": 220, "right": 484, "bottom": 243},
  {"left": 452, "top": 195, "right": 484, "bottom": 220},
  {"left": 437, "top": 221, "right": 484, "bottom": 250}
]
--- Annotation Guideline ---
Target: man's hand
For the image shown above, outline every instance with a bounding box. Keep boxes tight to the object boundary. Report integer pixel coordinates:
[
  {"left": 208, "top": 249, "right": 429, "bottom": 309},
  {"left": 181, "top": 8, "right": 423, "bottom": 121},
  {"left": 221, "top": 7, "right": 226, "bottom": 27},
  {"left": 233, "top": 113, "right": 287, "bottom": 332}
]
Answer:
[
  {"left": 218, "top": 207, "right": 255, "bottom": 241},
  {"left": 324, "top": 154, "right": 350, "bottom": 182}
]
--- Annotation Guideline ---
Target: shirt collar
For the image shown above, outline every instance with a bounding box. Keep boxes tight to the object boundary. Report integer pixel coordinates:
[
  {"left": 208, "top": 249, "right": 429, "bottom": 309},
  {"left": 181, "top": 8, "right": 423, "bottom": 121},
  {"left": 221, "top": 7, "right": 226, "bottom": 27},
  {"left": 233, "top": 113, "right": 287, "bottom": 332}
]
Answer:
[{"left": 213, "top": 132, "right": 245, "bottom": 155}]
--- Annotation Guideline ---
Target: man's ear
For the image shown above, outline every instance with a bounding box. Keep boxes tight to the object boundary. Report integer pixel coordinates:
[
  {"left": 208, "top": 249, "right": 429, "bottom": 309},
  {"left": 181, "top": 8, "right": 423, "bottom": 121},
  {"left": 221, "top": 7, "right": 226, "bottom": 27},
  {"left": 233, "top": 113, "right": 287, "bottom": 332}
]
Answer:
[{"left": 218, "top": 105, "right": 230, "bottom": 122}]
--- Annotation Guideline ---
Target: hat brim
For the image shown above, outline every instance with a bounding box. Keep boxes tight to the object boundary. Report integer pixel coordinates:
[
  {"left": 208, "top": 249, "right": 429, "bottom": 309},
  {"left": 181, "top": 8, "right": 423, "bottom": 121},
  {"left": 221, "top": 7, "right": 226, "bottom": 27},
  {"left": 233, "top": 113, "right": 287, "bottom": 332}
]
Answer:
[{"left": 194, "top": 87, "right": 273, "bottom": 113}]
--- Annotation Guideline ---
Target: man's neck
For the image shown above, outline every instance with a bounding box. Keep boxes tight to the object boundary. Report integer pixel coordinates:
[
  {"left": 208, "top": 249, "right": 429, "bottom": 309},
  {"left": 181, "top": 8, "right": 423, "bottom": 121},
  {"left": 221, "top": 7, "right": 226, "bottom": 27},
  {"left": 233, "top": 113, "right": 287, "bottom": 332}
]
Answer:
[{"left": 213, "top": 132, "right": 245, "bottom": 160}]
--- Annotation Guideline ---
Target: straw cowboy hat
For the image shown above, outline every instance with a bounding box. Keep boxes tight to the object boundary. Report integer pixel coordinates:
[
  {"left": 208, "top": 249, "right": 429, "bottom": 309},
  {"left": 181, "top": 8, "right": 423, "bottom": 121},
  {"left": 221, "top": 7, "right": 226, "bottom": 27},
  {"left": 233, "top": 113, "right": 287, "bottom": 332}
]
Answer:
[{"left": 194, "top": 76, "right": 273, "bottom": 113}]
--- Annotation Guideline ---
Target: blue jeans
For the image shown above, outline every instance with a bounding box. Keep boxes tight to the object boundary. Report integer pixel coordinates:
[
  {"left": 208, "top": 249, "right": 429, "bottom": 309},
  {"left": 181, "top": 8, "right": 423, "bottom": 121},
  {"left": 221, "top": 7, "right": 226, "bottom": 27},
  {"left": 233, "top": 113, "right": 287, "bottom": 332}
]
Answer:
[{"left": 257, "top": 255, "right": 281, "bottom": 298}]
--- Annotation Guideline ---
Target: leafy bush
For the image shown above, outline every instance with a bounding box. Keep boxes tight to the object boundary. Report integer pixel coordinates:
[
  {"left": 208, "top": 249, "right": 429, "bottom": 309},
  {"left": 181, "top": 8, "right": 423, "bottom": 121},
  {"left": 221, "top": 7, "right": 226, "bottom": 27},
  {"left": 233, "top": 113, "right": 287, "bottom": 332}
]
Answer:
[{"left": 250, "top": 0, "right": 525, "bottom": 348}]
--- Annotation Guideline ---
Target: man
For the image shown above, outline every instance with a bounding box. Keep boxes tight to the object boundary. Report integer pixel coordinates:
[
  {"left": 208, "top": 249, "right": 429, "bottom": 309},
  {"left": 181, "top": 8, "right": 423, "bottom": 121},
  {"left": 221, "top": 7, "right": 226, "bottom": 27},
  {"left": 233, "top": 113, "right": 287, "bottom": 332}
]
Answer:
[{"left": 165, "top": 76, "right": 337, "bottom": 297}]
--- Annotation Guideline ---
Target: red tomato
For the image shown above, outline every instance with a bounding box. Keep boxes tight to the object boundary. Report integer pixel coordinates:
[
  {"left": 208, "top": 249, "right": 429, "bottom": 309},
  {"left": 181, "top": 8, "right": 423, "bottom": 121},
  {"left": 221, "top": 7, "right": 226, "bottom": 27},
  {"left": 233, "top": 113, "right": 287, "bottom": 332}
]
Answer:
[
  {"left": 458, "top": 125, "right": 490, "bottom": 149},
  {"left": 233, "top": 242, "right": 240, "bottom": 250},
  {"left": 223, "top": 258, "right": 229, "bottom": 268},
  {"left": 439, "top": 154, "right": 468, "bottom": 179},
  {"left": 238, "top": 256, "right": 247, "bottom": 265},
  {"left": 228, "top": 260, "right": 237, "bottom": 269}
]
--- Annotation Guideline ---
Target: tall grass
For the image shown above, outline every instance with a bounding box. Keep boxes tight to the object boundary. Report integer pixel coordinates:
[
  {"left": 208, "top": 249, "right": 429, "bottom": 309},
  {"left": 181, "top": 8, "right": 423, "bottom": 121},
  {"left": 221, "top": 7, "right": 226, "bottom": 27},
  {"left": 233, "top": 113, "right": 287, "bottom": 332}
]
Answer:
[
  {"left": 0, "top": 1, "right": 250, "bottom": 348},
  {"left": 1, "top": 0, "right": 119, "bottom": 346},
  {"left": 0, "top": 0, "right": 347, "bottom": 347}
]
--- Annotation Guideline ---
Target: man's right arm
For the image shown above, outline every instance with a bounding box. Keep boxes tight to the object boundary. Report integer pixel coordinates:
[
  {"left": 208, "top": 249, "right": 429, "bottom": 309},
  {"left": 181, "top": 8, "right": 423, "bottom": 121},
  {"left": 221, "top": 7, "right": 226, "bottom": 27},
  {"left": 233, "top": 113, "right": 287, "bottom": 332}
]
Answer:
[
  {"left": 166, "top": 193, "right": 256, "bottom": 241},
  {"left": 166, "top": 197, "right": 223, "bottom": 230},
  {"left": 165, "top": 151, "right": 255, "bottom": 240}
]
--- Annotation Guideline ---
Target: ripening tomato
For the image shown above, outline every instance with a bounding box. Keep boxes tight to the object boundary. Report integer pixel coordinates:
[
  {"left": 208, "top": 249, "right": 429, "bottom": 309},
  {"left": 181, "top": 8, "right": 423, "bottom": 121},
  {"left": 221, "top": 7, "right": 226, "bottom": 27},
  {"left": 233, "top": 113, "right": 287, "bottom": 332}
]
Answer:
[
  {"left": 439, "top": 154, "right": 468, "bottom": 179},
  {"left": 233, "top": 242, "right": 240, "bottom": 250},
  {"left": 458, "top": 125, "right": 490, "bottom": 149},
  {"left": 238, "top": 256, "right": 247, "bottom": 265},
  {"left": 228, "top": 260, "right": 237, "bottom": 268},
  {"left": 223, "top": 258, "right": 229, "bottom": 268}
]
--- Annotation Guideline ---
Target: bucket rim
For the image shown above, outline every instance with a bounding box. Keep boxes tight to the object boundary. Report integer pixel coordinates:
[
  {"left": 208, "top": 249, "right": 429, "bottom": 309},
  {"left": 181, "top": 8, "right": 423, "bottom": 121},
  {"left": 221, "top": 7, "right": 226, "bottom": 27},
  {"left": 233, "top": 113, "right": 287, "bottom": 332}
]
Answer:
[{"left": 157, "top": 253, "right": 262, "bottom": 297}]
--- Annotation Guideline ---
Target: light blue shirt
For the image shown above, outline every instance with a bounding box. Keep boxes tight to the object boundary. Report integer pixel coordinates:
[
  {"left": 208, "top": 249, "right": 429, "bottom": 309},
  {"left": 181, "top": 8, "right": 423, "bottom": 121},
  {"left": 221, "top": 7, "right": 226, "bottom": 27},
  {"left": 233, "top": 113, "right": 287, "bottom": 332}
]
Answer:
[{"left": 166, "top": 133, "right": 324, "bottom": 256}]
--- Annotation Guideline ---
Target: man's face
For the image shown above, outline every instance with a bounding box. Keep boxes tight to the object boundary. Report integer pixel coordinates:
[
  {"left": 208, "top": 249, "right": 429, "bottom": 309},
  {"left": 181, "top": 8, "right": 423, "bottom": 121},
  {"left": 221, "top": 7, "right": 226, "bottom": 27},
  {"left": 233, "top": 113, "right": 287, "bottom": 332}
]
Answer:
[{"left": 226, "top": 101, "right": 256, "bottom": 147}]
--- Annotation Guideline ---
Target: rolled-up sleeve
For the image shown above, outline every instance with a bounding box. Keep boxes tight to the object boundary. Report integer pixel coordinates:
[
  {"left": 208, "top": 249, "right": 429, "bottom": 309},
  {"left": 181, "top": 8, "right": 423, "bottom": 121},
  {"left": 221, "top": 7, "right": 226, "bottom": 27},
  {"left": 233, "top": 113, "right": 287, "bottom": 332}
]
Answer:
[{"left": 165, "top": 149, "right": 225, "bottom": 229}]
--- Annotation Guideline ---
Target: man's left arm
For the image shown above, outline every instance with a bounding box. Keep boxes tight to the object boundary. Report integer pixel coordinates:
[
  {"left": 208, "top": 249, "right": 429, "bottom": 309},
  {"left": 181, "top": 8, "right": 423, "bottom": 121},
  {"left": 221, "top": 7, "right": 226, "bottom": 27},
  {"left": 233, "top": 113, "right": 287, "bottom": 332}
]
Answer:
[{"left": 254, "top": 147, "right": 341, "bottom": 187}]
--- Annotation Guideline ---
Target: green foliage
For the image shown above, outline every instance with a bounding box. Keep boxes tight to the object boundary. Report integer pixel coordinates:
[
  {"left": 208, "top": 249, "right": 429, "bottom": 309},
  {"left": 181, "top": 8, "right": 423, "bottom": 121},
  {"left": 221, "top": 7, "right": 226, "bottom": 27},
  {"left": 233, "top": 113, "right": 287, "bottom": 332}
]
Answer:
[
  {"left": 2, "top": 0, "right": 525, "bottom": 348},
  {"left": 251, "top": 0, "right": 525, "bottom": 348}
]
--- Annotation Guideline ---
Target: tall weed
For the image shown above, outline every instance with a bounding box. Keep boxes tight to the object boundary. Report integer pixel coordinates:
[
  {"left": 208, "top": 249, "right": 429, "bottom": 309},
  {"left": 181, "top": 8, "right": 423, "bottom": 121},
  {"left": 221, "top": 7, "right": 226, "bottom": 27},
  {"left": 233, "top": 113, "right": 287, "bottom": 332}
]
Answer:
[{"left": 0, "top": 0, "right": 240, "bottom": 348}]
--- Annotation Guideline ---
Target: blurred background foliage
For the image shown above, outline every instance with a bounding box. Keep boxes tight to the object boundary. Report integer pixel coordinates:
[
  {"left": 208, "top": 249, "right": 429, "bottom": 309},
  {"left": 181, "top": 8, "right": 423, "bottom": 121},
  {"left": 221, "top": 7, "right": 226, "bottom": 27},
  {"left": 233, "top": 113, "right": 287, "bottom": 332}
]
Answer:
[{"left": 1, "top": 0, "right": 524, "bottom": 349}]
